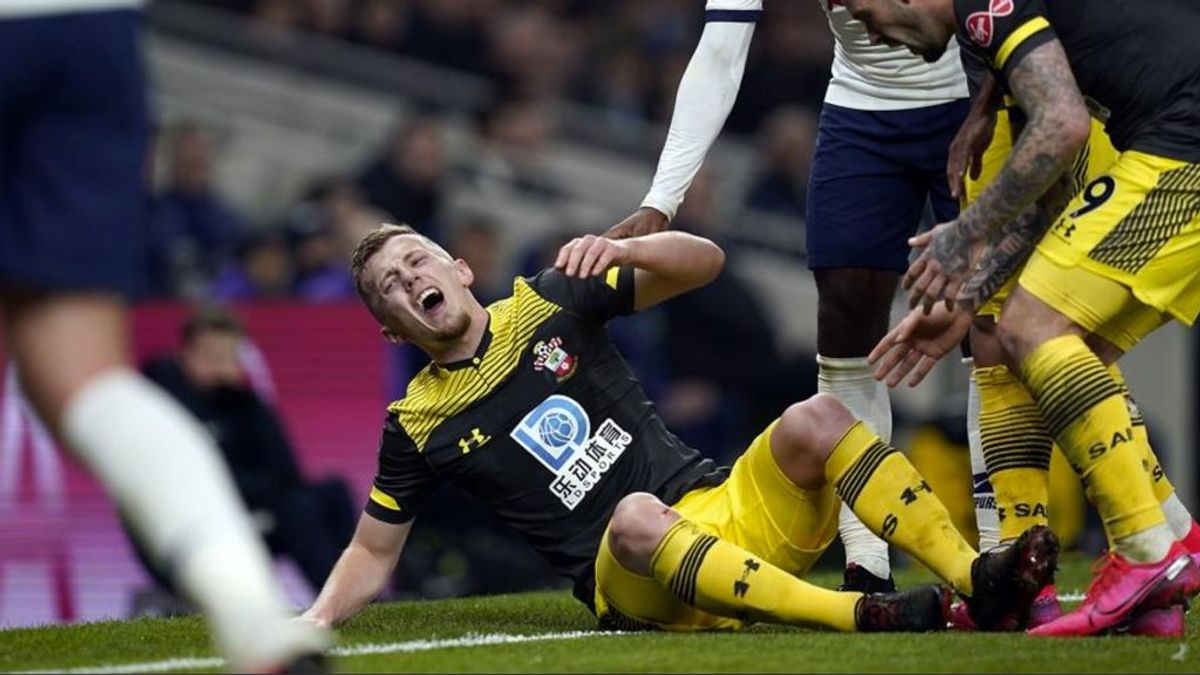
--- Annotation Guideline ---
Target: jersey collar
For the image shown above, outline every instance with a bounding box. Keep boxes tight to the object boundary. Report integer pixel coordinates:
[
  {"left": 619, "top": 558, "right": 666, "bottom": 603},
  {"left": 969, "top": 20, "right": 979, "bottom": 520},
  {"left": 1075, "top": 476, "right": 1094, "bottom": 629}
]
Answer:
[{"left": 434, "top": 315, "right": 493, "bottom": 372}]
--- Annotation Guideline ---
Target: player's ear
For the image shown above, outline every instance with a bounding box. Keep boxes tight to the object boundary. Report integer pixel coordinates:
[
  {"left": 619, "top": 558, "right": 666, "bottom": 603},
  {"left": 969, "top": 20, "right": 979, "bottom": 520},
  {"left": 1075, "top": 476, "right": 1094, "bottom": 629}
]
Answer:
[
  {"left": 453, "top": 258, "right": 475, "bottom": 288},
  {"left": 380, "top": 325, "right": 406, "bottom": 346}
]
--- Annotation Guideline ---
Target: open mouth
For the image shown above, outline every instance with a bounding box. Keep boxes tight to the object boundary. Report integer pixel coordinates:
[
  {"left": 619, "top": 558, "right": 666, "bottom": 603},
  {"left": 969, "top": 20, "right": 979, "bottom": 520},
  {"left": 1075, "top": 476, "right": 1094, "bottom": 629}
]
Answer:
[{"left": 418, "top": 288, "right": 445, "bottom": 315}]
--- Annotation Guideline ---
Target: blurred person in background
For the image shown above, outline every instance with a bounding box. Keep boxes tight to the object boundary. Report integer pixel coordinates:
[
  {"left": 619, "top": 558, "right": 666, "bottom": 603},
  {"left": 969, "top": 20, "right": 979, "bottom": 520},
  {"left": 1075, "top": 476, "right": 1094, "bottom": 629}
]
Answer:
[
  {"left": 357, "top": 112, "right": 448, "bottom": 245},
  {"left": 286, "top": 177, "right": 388, "bottom": 303},
  {"left": 131, "top": 307, "right": 357, "bottom": 602},
  {"left": 464, "top": 98, "right": 564, "bottom": 201},
  {"left": 147, "top": 121, "right": 246, "bottom": 299},
  {"left": 210, "top": 229, "right": 296, "bottom": 302},
  {"left": 0, "top": 2, "right": 327, "bottom": 669},
  {"left": 744, "top": 106, "right": 817, "bottom": 220}
]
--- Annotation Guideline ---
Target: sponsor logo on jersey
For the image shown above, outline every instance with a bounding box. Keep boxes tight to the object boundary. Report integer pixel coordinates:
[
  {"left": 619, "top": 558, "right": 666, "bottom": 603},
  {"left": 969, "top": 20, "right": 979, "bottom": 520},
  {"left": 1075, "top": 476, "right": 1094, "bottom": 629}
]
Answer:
[
  {"left": 966, "top": 0, "right": 1013, "bottom": 48},
  {"left": 532, "top": 337, "right": 577, "bottom": 382},
  {"left": 510, "top": 394, "right": 631, "bottom": 510}
]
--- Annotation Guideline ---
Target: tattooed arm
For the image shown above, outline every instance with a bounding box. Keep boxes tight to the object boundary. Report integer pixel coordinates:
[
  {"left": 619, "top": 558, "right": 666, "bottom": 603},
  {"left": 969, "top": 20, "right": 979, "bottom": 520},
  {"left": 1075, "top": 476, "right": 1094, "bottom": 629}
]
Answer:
[
  {"left": 904, "top": 39, "right": 1091, "bottom": 311},
  {"left": 954, "top": 172, "right": 1074, "bottom": 313}
]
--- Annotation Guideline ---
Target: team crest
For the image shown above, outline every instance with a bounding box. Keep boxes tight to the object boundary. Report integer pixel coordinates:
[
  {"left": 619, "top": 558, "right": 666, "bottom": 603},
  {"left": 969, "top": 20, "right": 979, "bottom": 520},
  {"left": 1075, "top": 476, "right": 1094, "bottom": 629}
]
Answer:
[
  {"left": 966, "top": 0, "right": 1012, "bottom": 47},
  {"left": 532, "top": 337, "right": 577, "bottom": 381}
]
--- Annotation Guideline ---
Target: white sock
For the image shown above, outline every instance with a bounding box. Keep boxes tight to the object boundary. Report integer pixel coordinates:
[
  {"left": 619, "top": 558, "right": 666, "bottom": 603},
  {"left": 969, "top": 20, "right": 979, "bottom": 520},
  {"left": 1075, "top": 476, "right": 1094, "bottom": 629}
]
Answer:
[
  {"left": 965, "top": 359, "right": 1000, "bottom": 551},
  {"left": 62, "top": 369, "right": 328, "bottom": 669},
  {"left": 1115, "top": 523, "right": 1176, "bottom": 564},
  {"left": 1160, "top": 493, "right": 1195, "bottom": 541},
  {"left": 819, "top": 355, "right": 891, "bottom": 578}
]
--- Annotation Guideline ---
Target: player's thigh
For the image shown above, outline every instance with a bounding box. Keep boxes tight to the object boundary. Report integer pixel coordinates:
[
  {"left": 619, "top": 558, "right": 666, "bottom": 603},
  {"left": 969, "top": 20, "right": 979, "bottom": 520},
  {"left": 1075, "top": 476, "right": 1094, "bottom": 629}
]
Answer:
[
  {"left": 806, "top": 107, "right": 929, "bottom": 274},
  {"left": 1017, "top": 151, "right": 1200, "bottom": 351},
  {"left": 683, "top": 420, "right": 840, "bottom": 576},
  {"left": 0, "top": 10, "right": 148, "bottom": 296}
]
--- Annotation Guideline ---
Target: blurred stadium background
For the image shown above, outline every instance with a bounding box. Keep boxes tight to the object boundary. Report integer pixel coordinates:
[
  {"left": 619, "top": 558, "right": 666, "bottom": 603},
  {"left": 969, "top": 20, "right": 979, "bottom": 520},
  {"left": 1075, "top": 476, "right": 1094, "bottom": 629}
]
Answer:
[{"left": 0, "top": 0, "right": 1195, "bottom": 629}]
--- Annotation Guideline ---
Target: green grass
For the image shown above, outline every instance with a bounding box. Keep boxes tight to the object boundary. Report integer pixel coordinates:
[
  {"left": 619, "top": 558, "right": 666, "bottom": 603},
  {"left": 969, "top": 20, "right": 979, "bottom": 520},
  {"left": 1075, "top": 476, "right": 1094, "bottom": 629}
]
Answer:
[{"left": 1, "top": 555, "right": 1195, "bottom": 673}]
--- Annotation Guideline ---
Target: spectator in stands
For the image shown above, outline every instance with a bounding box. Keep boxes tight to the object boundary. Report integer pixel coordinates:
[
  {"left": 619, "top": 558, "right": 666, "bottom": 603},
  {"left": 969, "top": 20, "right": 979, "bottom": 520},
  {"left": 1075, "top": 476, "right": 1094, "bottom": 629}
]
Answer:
[
  {"left": 745, "top": 106, "right": 818, "bottom": 220},
  {"left": 400, "top": 0, "right": 491, "bottom": 76},
  {"left": 356, "top": 113, "right": 447, "bottom": 244},
  {"left": 351, "top": 0, "right": 413, "bottom": 53},
  {"left": 210, "top": 229, "right": 295, "bottom": 301},
  {"left": 486, "top": 4, "right": 580, "bottom": 101},
  {"left": 147, "top": 122, "right": 246, "bottom": 299},
  {"left": 131, "top": 307, "right": 357, "bottom": 599},
  {"left": 464, "top": 99, "right": 564, "bottom": 201}
]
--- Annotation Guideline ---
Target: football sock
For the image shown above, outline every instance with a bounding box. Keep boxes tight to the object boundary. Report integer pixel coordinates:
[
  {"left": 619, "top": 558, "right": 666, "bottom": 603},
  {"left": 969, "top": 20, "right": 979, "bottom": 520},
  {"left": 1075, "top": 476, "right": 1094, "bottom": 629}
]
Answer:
[
  {"left": 62, "top": 369, "right": 326, "bottom": 669},
  {"left": 1107, "top": 364, "right": 1196, "bottom": 540},
  {"left": 818, "top": 355, "right": 891, "bottom": 580},
  {"left": 650, "top": 519, "right": 861, "bottom": 631},
  {"left": 825, "top": 421, "right": 977, "bottom": 595},
  {"left": 965, "top": 359, "right": 1000, "bottom": 551},
  {"left": 1021, "top": 336, "right": 1170, "bottom": 563},
  {"left": 974, "top": 364, "right": 1052, "bottom": 544}
]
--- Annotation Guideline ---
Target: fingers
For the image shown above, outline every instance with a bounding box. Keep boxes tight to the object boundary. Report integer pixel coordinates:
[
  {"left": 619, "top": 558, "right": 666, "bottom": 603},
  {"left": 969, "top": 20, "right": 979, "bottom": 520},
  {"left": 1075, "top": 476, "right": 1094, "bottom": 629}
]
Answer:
[
  {"left": 887, "top": 348, "right": 924, "bottom": 388},
  {"left": 901, "top": 253, "right": 928, "bottom": 291},
  {"left": 872, "top": 339, "right": 912, "bottom": 386},
  {"left": 555, "top": 235, "right": 615, "bottom": 278},
  {"left": 920, "top": 275, "right": 946, "bottom": 314},
  {"left": 907, "top": 354, "right": 938, "bottom": 388},
  {"left": 907, "top": 265, "right": 941, "bottom": 309},
  {"left": 908, "top": 230, "right": 934, "bottom": 249}
]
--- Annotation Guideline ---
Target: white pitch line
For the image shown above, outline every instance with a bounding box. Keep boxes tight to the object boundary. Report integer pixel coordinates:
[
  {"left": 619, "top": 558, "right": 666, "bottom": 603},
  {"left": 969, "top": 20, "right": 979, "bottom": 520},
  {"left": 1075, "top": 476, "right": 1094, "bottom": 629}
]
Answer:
[{"left": 13, "top": 630, "right": 621, "bottom": 675}]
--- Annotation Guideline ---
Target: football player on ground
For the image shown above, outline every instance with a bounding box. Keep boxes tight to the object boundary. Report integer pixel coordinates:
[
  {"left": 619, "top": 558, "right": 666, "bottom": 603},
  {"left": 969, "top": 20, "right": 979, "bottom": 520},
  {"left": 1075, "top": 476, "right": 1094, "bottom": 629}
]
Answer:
[
  {"left": 299, "top": 223, "right": 1058, "bottom": 635},
  {"left": 847, "top": 0, "right": 1200, "bottom": 637},
  {"left": 0, "top": 1, "right": 328, "bottom": 669},
  {"left": 605, "top": 0, "right": 972, "bottom": 595}
]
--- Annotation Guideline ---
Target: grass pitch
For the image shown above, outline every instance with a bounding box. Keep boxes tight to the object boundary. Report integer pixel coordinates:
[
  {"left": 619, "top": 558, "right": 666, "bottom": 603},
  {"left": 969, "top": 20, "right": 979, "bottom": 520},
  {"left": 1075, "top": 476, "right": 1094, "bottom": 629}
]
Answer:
[{"left": 1, "top": 554, "right": 1195, "bottom": 673}]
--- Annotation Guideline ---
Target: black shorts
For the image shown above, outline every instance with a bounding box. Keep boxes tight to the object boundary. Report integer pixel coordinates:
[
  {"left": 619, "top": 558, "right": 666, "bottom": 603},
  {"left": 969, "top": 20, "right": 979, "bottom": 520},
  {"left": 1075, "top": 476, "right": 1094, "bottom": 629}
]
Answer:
[{"left": 0, "top": 9, "right": 148, "bottom": 296}]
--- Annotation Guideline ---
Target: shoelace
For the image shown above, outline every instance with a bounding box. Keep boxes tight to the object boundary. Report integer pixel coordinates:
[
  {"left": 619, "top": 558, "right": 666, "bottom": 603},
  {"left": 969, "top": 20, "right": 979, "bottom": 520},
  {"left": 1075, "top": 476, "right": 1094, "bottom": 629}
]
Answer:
[{"left": 1081, "top": 552, "right": 1125, "bottom": 605}]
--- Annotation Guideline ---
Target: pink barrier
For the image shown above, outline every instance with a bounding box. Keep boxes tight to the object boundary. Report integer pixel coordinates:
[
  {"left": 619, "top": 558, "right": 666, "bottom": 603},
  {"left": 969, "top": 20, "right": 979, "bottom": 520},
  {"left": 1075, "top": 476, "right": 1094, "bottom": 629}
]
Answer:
[{"left": 0, "top": 302, "right": 390, "bottom": 627}]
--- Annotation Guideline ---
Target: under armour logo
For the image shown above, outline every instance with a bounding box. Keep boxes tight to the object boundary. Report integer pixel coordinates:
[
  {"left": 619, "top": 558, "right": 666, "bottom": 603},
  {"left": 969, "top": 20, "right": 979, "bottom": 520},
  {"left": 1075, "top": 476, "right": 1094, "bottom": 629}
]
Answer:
[
  {"left": 900, "top": 480, "right": 932, "bottom": 505},
  {"left": 881, "top": 514, "right": 899, "bottom": 539},
  {"left": 458, "top": 427, "right": 491, "bottom": 454},
  {"left": 733, "top": 558, "right": 761, "bottom": 598},
  {"left": 966, "top": 0, "right": 1013, "bottom": 47}
]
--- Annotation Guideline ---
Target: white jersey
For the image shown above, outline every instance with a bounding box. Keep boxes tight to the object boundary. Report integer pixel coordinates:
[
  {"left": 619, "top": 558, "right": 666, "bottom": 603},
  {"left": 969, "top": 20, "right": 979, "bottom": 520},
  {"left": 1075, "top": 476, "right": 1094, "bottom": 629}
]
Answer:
[
  {"left": 0, "top": 0, "right": 143, "bottom": 20},
  {"left": 818, "top": 0, "right": 967, "bottom": 111}
]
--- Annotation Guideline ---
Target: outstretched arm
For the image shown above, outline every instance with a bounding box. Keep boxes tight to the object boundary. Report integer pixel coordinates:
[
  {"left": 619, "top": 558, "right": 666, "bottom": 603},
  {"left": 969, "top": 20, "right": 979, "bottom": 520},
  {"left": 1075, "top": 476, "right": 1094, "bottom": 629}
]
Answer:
[
  {"left": 605, "top": 4, "right": 759, "bottom": 239},
  {"left": 302, "top": 515, "right": 412, "bottom": 628}
]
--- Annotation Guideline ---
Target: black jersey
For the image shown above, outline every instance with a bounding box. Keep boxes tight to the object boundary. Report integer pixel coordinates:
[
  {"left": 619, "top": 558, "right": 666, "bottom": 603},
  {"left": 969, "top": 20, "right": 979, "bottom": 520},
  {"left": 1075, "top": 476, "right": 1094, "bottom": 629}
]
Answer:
[
  {"left": 364, "top": 267, "right": 728, "bottom": 610},
  {"left": 954, "top": 0, "right": 1200, "bottom": 163}
]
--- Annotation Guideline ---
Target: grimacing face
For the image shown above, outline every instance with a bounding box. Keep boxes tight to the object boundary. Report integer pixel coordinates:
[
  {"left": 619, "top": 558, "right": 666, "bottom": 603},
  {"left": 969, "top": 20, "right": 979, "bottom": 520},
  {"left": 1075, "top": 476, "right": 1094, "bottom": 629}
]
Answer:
[
  {"left": 363, "top": 234, "right": 476, "bottom": 347},
  {"left": 844, "top": 0, "right": 953, "bottom": 63}
]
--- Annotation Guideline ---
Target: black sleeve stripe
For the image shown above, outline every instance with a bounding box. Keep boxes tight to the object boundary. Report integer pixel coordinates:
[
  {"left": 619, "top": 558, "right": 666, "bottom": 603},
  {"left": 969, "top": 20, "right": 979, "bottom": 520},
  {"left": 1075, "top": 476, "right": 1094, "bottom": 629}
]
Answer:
[
  {"left": 704, "top": 9, "right": 762, "bottom": 22},
  {"left": 1000, "top": 28, "right": 1056, "bottom": 80},
  {"left": 365, "top": 499, "right": 415, "bottom": 524}
]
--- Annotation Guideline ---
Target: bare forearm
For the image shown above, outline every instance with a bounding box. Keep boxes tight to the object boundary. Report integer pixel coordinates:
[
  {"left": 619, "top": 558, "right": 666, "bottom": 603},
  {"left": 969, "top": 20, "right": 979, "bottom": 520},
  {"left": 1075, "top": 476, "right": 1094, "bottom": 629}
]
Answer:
[
  {"left": 628, "top": 231, "right": 725, "bottom": 286},
  {"left": 306, "top": 542, "right": 399, "bottom": 627}
]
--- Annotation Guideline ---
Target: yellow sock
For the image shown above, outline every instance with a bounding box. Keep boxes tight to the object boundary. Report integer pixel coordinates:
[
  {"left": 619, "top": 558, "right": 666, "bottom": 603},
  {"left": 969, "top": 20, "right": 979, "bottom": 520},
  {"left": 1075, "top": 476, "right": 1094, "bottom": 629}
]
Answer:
[
  {"left": 650, "top": 519, "right": 861, "bottom": 631},
  {"left": 1020, "top": 336, "right": 1165, "bottom": 541},
  {"left": 825, "top": 422, "right": 978, "bottom": 595},
  {"left": 974, "top": 365, "right": 1052, "bottom": 543},
  {"left": 1107, "top": 363, "right": 1176, "bottom": 503}
]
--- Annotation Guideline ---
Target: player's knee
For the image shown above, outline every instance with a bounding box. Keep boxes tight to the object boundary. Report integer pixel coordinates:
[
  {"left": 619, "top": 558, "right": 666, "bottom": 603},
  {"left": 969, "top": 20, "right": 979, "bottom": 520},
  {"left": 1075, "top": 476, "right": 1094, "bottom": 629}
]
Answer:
[
  {"left": 996, "top": 308, "right": 1034, "bottom": 362},
  {"left": 773, "top": 395, "right": 855, "bottom": 489},
  {"left": 607, "top": 493, "right": 676, "bottom": 574}
]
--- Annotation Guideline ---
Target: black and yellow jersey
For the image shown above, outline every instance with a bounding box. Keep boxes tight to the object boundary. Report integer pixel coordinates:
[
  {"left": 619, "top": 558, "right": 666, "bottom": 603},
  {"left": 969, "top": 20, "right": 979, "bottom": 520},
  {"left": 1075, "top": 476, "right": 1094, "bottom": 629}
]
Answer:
[
  {"left": 954, "top": 0, "right": 1200, "bottom": 163},
  {"left": 364, "top": 267, "right": 727, "bottom": 610}
]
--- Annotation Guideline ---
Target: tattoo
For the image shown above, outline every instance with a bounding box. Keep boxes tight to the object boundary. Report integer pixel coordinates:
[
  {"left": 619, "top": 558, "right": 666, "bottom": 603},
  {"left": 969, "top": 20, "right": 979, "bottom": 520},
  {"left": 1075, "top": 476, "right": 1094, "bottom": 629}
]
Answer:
[
  {"left": 950, "top": 40, "right": 1089, "bottom": 260},
  {"left": 956, "top": 174, "right": 1075, "bottom": 313}
]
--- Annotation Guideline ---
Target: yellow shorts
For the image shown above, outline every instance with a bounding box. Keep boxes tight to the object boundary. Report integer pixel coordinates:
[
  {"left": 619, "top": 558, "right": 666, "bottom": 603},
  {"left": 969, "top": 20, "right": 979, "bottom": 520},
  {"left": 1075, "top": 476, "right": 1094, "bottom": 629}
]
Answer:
[
  {"left": 593, "top": 420, "right": 840, "bottom": 631},
  {"left": 968, "top": 111, "right": 1119, "bottom": 319},
  {"left": 1018, "top": 150, "right": 1200, "bottom": 351}
]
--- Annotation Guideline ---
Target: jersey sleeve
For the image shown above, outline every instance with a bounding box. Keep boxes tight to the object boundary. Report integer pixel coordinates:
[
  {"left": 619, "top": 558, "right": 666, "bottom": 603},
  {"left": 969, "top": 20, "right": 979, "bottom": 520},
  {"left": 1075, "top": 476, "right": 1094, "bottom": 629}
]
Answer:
[
  {"left": 363, "top": 411, "right": 438, "bottom": 524},
  {"left": 955, "top": 0, "right": 1055, "bottom": 76},
  {"left": 527, "top": 267, "right": 636, "bottom": 322}
]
